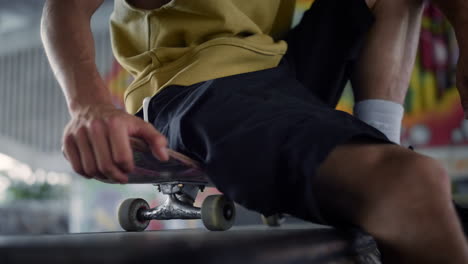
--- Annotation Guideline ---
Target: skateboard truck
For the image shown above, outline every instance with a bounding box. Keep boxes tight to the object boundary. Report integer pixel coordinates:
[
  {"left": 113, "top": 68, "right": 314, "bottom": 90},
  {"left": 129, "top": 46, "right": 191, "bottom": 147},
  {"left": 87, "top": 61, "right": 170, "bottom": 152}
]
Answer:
[
  {"left": 141, "top": 184, "right": 201, "bottom": 220},
  {"left": 118, "top": 183, "right": 236, "bottom": 232}
]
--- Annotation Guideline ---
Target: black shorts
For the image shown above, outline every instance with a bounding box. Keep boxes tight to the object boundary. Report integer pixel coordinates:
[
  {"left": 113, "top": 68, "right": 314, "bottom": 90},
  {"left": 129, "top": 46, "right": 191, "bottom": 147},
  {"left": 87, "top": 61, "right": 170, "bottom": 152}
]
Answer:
[{"left": 136, "top": 0, "right": 391, "bottom": 224}]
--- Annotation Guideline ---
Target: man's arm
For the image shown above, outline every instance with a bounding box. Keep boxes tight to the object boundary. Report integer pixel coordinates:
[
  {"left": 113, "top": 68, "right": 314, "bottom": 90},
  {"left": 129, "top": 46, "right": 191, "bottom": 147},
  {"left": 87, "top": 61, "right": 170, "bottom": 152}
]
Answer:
[
  {"left": 41, "top": 0, "right": 169, "bottom": 184},
  {"left": 431, "top": 0, "right": 468, "bottom": 118},
  {"left": 41, "top": 0, "right": 110, "bottom": 112}
]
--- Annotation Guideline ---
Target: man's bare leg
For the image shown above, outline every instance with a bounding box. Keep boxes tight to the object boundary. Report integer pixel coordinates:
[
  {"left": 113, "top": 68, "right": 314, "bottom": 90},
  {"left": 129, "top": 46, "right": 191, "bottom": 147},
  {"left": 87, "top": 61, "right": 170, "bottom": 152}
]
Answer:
[
  {"left": 315, "top": 1, "right": 468, "bottom": 262},
  {"left": 354, "top": 0, "right": 424, "bottom": 103},
  {"left": 315, "top": 142, "right": 468, "bottom": 263},
  {"left": 351, "top": 0, "right": 424, "bottom": 144}
]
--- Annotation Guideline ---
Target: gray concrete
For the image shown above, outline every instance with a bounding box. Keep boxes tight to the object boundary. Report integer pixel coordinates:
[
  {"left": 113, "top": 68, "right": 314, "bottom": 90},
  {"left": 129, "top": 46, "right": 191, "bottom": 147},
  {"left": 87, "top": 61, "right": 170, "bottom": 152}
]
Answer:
[{"left": 0, "top": 225, "right": 381, "bottom": 264}]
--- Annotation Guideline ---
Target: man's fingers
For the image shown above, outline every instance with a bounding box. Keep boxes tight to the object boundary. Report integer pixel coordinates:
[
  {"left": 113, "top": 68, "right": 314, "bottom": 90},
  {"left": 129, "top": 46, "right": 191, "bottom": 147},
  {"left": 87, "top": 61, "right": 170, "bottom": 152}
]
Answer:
[
  {"left": 61, "top": 105, "right": 168, "bottom": 184},
  {"left": 87, "top": 120, "right": 128, "bottom": 184},
  {"left": 133, "top": 122, "right": 169, "bottom": 161},
  {"left": 107, "top": 117, "right": 134, "bottom": 173},
  {"left": 74, "top": 126, "right": 103, "bottom": 180},
  {"left": 63, "top": 135, "right": 88, "bottom": 178}
]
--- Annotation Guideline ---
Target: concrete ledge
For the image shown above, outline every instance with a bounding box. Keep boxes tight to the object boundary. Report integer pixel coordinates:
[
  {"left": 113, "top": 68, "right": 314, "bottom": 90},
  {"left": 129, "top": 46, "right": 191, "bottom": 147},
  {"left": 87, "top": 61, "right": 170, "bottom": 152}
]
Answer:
[{"left": 0, "top": 225, "right": 381, "bottom": 264}]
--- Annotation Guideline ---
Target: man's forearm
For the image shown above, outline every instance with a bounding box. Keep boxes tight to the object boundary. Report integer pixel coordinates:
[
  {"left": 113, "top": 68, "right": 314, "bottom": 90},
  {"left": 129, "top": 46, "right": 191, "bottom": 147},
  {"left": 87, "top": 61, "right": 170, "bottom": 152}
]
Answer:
[{"left": 41, "top": 0, "right": 112, "bottom": 114}]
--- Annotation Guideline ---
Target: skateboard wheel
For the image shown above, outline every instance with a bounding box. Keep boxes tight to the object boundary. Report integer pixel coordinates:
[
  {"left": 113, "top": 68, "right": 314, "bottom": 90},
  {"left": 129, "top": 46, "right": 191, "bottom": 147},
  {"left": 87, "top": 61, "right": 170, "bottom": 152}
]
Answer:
[
  {"left": 118, "top": 198, "right": 150, "bottom": 232},
  {"left": 201, "top": 195, "right": 236, "bottom": 231},
  {"left": 261, "top": 214, "right": 285, "bottom": 227}
]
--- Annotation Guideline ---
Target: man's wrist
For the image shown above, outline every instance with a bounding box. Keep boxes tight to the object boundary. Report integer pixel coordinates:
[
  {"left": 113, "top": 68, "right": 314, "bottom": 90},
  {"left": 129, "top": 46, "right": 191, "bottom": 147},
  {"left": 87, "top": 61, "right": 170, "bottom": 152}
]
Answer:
[
  {"left": 68, "top": 97, "right": 114, "bottom": 115},
  {"left": 67, "top": 87, "right": 115, "bottom": 115}
]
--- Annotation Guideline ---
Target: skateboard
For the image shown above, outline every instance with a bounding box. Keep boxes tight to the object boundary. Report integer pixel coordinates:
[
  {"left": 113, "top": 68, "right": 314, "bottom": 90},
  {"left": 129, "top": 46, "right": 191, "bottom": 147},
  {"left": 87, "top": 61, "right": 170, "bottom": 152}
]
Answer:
[
  {"left": 117, "top": 137, "right": 236, "bottom": 232},
  {"left": 118, "top": 97, "right": 280, "bottom": 231}
]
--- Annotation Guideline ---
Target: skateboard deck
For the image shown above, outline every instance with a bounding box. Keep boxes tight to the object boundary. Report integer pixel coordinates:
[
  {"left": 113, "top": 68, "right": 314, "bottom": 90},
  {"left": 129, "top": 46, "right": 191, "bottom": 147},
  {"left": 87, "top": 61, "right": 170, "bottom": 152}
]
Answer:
[{"left": 127, "top": 137, "right": 211, "bottom": 185}]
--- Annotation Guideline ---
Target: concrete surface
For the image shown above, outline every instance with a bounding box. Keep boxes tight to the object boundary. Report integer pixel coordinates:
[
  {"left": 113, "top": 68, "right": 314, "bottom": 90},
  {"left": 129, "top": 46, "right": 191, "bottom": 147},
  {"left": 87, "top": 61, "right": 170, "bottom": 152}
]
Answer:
[{"left": 0, "top": 225, "right": 381, "bottom": 264}]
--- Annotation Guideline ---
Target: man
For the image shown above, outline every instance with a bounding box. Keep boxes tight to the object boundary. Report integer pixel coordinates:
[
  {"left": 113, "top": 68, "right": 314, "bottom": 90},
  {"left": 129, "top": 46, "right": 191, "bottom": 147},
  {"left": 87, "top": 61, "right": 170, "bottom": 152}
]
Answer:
[{"left": 41, "top": 0, "right": 468, "bottom": 262}]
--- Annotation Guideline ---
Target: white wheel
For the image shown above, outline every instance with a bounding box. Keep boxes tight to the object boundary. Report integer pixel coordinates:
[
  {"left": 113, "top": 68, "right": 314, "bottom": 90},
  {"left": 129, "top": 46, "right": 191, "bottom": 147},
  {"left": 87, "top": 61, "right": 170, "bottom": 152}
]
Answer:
[
  {"left": 118, "top": 198, "right": 150, "bottom": 232},
  {"left": 201, "top": 195, "right": 236, "bottom": 231},
  {"left": 261, "top": 214, "right": 285, "bottom": 227}
]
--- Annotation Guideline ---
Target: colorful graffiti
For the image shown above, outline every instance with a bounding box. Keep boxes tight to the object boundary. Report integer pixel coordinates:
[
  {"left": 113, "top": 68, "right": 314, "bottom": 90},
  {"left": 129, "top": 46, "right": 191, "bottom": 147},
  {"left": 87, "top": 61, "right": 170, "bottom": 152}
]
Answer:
[
  {"left": 104, "top": 60, "right": 132, "bottom": 110},
  {"left": 105, "top": 0, "right": 467, "bottom": 147},
  {"left": 402, "top": 6, "right": 466, "bottom": 147}
]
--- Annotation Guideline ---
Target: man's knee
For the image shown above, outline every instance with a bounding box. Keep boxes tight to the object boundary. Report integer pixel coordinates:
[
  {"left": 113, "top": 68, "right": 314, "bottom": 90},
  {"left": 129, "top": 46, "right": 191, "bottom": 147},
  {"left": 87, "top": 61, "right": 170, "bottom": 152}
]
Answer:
[
  {"left": 372, "top": 153, "right": 452, "bottom": 227},
  {"left": 316, "top": 143, "right": 451, "bottom": 225},
  {"left": 414, "top": 156, "right": 451, "bottom": 194},
  {"left": 359, "top": 152, "right": 452, "bottom": 236},
  {"left": 377, "top": 153, "right": 451, "bottom": 205}
]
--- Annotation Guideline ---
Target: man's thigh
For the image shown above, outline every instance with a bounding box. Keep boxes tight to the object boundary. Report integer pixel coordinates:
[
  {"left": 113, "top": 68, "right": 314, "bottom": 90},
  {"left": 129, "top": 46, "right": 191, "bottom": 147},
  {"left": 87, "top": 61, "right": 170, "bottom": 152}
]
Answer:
[{"left": 314, "top": 141, "right": 449, "bottom": 227}]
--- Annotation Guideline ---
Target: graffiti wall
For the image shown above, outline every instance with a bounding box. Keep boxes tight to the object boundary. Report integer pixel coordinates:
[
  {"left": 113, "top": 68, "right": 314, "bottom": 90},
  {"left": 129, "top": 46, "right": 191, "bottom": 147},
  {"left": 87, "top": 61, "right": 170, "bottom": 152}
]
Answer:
[
  {"left": 105, "top": 0, "right": 467, "bottom": 148},
  {"left": 402, "top": 6, "right": 465, "bottom": 147}
]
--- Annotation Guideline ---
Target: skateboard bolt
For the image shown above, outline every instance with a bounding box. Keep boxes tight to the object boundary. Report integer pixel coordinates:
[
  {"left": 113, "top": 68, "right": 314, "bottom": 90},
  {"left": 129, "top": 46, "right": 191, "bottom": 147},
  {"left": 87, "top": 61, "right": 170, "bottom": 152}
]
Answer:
[{"left": 223, "top": 205, "right": 234, "bottom": 220}]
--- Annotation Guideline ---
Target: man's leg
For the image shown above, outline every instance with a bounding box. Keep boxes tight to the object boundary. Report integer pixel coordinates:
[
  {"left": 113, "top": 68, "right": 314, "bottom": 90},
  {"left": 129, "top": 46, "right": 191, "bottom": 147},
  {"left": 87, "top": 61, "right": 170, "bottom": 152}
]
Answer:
[
  {"left": 340, "top": 1, "right": 468, "bottom": 261},
  {"left": 315, "top": 142, "right": 468, "bottom": 263},
  {"left": 352, "top": 0, "right": 425, "bottom": 144},
  {"left": 340, "top": 0, "right": 468, "bottom": 263}
]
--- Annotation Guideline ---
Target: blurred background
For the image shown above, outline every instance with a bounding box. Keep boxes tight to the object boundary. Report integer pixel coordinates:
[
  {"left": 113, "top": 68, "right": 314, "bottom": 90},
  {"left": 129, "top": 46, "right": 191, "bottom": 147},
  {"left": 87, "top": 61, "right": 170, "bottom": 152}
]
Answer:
[{"left": 0, "top": 0, "right": 467, "bottom": 235}]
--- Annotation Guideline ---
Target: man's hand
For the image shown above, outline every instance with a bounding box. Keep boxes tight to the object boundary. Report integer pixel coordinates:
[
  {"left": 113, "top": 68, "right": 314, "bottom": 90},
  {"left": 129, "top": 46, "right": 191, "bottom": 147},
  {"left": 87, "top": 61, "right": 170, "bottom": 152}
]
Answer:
[
  {"left": 62, "top": 103, "right": 169, "bottom": 184},
  {"left": 41, "top": 0, "right": 169, "bottom": 183}
]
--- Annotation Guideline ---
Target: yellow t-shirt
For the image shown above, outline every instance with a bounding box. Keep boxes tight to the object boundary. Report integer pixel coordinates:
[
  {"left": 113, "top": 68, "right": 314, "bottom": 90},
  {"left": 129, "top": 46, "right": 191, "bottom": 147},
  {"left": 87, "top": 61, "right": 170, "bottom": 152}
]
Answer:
[{"left": 110, "top": 0, "right": 295, "bottom": 114}]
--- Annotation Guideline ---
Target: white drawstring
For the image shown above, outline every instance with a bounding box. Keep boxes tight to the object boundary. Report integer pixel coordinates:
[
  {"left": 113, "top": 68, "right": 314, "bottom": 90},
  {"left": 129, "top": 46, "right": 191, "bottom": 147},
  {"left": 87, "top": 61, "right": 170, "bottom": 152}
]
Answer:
[{"left": 142, "top": 97, "right": 152, "bottom": 122}]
